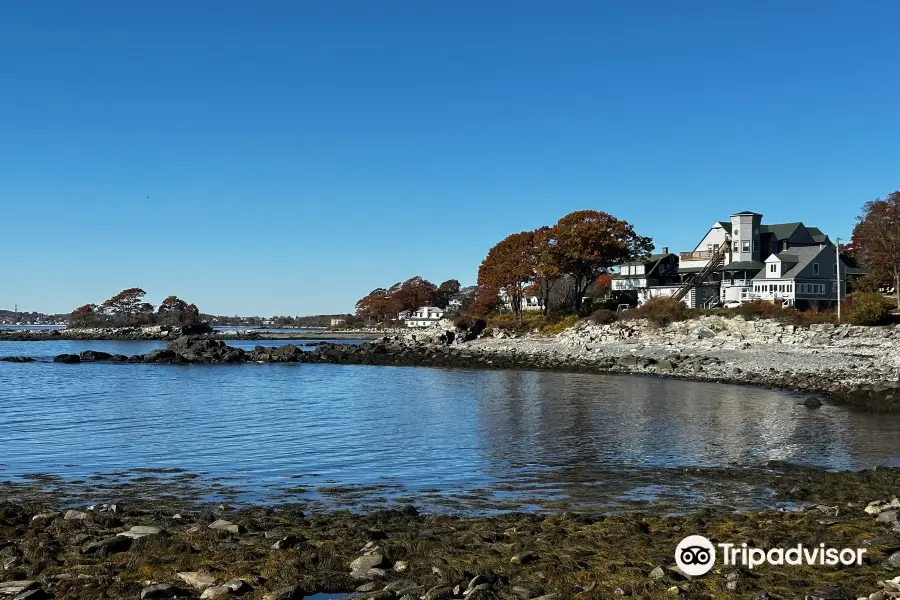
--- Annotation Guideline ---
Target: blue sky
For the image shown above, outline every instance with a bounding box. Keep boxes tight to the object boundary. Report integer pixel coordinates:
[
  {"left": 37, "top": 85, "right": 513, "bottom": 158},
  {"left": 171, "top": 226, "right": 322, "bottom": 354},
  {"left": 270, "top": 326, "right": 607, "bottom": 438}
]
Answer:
[{"left": 1, "top": 1, "right": 897, "bottom": 316}]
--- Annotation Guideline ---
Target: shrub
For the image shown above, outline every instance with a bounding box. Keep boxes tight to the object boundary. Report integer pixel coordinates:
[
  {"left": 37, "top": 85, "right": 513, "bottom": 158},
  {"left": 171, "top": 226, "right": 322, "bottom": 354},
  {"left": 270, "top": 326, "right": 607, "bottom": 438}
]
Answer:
[
  {"left": 625, "top": 297, "right": 690, "bottom": 326},
  {"left": 590, "top": 308, "right": 617, "bottom": 325},
  {"left": 735, "top": 300, "right": 792, "bottom": 321},
  {"left": 539, "top": 314, "right": 580, "bottom": 335},
  {"left": 847, "top": 293, "right": 894, "bottom": 326}
]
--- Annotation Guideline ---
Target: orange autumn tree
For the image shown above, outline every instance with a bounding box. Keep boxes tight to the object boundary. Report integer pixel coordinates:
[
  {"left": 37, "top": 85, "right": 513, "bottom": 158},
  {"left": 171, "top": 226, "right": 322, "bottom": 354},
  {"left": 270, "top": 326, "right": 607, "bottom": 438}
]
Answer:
[
  {"left": 549, "top": 210, "right": 653, "bottom": 311},
  {"left": 477, "top": 230, "right": 539, "bottom": 319},
  {"left": 852, "top": 191, "right": 900, "bottom": 306}
]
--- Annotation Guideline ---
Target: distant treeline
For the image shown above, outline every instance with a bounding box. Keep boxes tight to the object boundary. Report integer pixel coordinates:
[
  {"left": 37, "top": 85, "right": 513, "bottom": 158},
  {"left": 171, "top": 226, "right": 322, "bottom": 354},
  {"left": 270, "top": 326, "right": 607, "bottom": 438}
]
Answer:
[{"left": 0, "top": 309, "right": 69, "bottom": 324}]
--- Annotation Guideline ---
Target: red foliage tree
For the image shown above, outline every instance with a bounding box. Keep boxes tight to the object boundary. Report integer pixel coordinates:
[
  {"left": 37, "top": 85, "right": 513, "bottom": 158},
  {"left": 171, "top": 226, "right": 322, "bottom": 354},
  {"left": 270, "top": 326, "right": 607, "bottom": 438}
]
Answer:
[
  {"left": 852, "top": 191, "right": 900, "bottom": 305},
  {"left": 355, "top": 288, "right": 398, "bottom": 324},
  {"left": 477, "top": 231, "right": 539, "bottom": 319},
  {"left": 549, "top": 211, "right": 652, "bottom": 311},
  {"left": 389, "top": 276, "right": 439, "bottom": 313},
  {"left": 101, "top": 287, "right": 147, "bottom": 323}
]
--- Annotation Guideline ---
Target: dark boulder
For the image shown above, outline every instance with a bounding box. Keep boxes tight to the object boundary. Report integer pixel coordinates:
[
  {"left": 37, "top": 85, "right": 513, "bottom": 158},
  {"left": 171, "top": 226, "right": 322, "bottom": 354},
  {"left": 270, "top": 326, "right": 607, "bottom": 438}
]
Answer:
[
  {"left": 0, "top": 356, "right": 34, "bottom": 363},
  {"left": 79, "top": 350, "right": 112, "bottom": 361},
  {"left": 178, "top": 322, "right": 214, "bottom": 336},
  {"left": 143, "top": 349, "right": 181, "bottom": 364},
  {"left": 52, "top": 354, "right": 81, "bottom": 363}
]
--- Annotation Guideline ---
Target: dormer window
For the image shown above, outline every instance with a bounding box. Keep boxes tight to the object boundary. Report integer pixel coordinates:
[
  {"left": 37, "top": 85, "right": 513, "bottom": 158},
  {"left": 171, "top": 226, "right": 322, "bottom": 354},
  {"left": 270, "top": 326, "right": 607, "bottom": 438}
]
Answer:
[{"left": 769, "top": 264, "right": 777, "bottom": 273}]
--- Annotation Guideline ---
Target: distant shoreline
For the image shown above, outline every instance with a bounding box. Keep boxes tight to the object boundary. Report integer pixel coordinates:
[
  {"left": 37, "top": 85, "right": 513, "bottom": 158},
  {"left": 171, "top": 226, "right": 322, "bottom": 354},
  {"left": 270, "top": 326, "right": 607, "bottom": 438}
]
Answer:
[{"left": 0, "top": 328, "right": 389, "bottom": 341}]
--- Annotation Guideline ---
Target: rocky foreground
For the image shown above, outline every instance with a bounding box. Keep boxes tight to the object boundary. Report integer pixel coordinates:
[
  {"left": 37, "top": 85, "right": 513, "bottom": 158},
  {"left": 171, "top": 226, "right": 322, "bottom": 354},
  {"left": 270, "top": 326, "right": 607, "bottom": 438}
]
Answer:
[
  {"left": 3, "top": 467, "right": 900, "bottom": 600},
  {"left": 9, "top": 315, "right": 899, "bottom": 413}
]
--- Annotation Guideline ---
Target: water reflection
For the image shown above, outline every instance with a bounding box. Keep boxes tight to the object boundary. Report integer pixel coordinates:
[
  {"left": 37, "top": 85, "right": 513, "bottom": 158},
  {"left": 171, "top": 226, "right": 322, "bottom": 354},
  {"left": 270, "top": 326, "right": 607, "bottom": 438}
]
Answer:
[{"left": 1, "top": 346, "right": 899, "bottom": 511}]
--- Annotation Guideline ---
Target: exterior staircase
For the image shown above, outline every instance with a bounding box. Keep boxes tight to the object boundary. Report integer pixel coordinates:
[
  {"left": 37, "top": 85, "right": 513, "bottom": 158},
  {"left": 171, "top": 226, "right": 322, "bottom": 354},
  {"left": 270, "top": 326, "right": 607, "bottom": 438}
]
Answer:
[{"left": 671, "top": 242, "right": 730, "bottom": 303}]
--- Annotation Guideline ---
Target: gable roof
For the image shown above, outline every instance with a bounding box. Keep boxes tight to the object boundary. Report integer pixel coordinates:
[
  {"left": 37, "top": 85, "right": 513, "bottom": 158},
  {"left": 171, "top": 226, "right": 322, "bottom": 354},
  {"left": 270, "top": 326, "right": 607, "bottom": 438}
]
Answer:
[
  {"left": 806, "top": 227, "right": 829, "bottom": 243},
  {"left": 752, "top": 246, "right": 826, "bottom": 280},
  {"left": 759, "top": 222, "right": 802, "bottom": 240},
  {"left": 732, "top": 210, "right": 762, "bottom": 216},
  {"left": 716, "top": 221, "right": 731, "bottom": 231}
]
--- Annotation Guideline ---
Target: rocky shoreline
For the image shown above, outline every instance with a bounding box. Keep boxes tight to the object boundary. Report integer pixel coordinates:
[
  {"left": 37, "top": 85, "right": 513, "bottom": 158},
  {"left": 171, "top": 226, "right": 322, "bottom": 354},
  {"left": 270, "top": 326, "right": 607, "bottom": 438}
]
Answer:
[
  {"left": 3, "top": 465, "right": 900, "bottom": 600},
  {"left": 6, "top": 314, "right": 897, "bottom": 413}
]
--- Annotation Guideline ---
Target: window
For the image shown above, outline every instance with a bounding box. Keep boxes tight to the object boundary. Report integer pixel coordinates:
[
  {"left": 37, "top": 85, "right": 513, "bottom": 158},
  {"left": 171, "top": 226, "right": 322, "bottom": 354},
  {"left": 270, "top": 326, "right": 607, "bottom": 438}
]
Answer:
[
  {"left": 707, "top": 244, "right": 712, "bottom": 252},
  {"left": 733, "top": 241, "right": 739, "bottom": 252},
  {"left": 742, "top": 240, "right": 750, "bottom": 252},
  {"left": 769, "top": 264, "right": 777, "bottom": 273},
  {"left": 799, "top": 284, "right": 806, "bottom": 294},
  {"left": 753, "top": 240, "right": 759, "bottom": 252},
  {"left": 813, "top": 263, "right": 819, "bottom": 275}
]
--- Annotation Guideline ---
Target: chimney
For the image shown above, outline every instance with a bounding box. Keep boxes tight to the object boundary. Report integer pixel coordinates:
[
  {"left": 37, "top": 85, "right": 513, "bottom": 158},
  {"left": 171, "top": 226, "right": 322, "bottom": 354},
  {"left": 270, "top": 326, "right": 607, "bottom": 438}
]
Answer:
[{"left": 662, "top": 247, "right": 669, "bottom": 254}]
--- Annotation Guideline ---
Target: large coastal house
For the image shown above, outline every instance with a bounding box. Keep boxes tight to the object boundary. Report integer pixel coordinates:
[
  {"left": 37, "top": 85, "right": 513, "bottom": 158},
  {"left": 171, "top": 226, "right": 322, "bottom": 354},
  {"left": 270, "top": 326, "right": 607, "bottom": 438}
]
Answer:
[{"left": 614, "top": 211, "right": 850, "bottom": 309}]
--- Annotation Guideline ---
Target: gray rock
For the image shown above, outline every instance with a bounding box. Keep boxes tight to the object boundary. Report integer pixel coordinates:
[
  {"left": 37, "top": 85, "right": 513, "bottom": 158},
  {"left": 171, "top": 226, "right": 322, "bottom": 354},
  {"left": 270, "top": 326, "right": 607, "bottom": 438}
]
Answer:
[
  {"left": 876, "top": 510, "right": 899, "bottom": 524},
  {"left": 200, "top": 587, "right": 233, "bottom": 599},
  {"left": 177, "top": 571, "right": 217, "bottom": 590},
  {"left": 208, "top": 519, "right": 244, "bottom": 534},
  {"left": 350, "top": 553, "right": 386, "bottom": 572},
  {"left": 63, "top": 510, "right": 88, "bottom": 521},
  {"left": 649, "top": 566, "right": 665, "bottom": 580},
  {"left": 355, "top": 583, "right": 382, "bottom": 593},
  {"left": 118, "top": 525, "right": 162, "bottom": 539},
  {"left": 887, "top": 551, "right": 900, "bottom": 568},
  {"left": 802, "top": 396, "right": 822, "bottom": 408}
]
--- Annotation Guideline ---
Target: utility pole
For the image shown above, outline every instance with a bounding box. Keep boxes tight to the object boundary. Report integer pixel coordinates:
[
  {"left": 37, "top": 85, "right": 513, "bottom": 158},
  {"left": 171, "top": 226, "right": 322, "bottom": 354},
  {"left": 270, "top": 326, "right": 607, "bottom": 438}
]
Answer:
[{"left": 836, "top": 237, "right": 842, "bottom": 324}]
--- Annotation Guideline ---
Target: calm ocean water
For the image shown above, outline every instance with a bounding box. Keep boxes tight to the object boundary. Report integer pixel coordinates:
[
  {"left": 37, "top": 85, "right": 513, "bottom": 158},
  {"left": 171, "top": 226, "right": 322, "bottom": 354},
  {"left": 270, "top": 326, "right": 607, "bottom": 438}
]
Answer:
[{"left": 2, "top": 339, "right": 899, "bottom": 511}]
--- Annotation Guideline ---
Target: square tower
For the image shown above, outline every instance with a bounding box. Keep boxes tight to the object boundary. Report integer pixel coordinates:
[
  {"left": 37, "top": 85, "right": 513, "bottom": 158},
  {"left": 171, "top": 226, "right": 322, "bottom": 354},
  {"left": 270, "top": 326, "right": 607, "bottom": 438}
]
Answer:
[{"left": 730, "top": 211, "right": 762, "bottom": 263}]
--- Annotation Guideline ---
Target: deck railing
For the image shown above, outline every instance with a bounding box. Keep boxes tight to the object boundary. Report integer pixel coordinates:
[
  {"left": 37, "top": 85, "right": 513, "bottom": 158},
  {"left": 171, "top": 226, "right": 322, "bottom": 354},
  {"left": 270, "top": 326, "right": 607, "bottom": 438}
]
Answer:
[{"left": 679, "top": 250, "right": 714, "bottom": 260}]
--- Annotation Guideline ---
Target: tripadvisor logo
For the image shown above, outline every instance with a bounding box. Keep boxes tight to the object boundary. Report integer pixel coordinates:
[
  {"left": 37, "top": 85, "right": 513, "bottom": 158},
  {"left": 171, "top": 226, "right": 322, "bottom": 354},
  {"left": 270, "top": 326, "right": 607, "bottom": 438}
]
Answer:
[
  {"left": 675, "top": 535, "right": 716, "bottom": 576},
  {"left": 675, "top": 535, "right": 867, "bottom": 576}
]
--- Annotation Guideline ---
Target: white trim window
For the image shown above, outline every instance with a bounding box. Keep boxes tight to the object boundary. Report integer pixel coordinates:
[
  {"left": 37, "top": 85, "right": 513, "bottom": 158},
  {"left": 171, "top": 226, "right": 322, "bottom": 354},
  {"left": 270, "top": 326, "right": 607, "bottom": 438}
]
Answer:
[{"left": 742, "top": 240, "right": 750, "bottom": 252}]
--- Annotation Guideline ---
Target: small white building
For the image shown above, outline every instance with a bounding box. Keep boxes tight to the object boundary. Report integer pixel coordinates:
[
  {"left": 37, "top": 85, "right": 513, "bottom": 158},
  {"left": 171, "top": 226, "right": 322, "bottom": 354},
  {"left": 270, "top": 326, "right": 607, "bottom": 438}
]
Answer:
[
  {"left": 404, "top": 306, "right": 445, "bottom": 327},
  {"left": 330, "top": 318, "right": 347, "bottom": 326}
]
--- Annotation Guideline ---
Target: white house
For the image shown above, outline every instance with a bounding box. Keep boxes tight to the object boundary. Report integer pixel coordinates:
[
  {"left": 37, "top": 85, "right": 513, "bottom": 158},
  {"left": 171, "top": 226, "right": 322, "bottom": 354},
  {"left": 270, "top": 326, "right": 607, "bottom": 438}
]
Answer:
[
  {"left": 404, "top": 306, "right": 445, "bottom": 327},
  {"left": 498, "top": 290, "right": 542, "bottom": 313},
  {"left": 618, "top": 210, "right": 847, "bottom": 309}
]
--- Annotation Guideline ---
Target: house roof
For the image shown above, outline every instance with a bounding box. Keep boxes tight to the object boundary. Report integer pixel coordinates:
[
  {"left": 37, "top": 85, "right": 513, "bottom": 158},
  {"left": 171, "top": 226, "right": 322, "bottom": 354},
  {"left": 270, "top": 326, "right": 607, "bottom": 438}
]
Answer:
[
  {"left": 732, "top": 210, "right": 762, "bottom": 216},
  {"left": 678, "top": 266, "right": 704, "bottom": 274},
  {"left": 716, "top": 221, "right": 731, "bottom": 231},
  {"left": 806, "top": 226, "right": 829, "bottom": 243},
  {"left": 752, "top": 246, "right": 825, "bottom": 280},
  {"left": 759, "top": 222, "right": 802, "bottom": 240},
  {"left": 846, "top": 266, "right": 871, "bottom": 276},
  {"left": 720, "top": 260, "right": 765, "bottom": 272}
]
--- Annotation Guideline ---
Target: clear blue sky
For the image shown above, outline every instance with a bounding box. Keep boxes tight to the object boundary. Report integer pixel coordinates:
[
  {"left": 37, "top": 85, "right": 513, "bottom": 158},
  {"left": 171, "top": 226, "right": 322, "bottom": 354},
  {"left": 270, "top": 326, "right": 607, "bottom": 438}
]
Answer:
[{"left": 1, "top": 1, "right": 897, "bottom": 316}]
